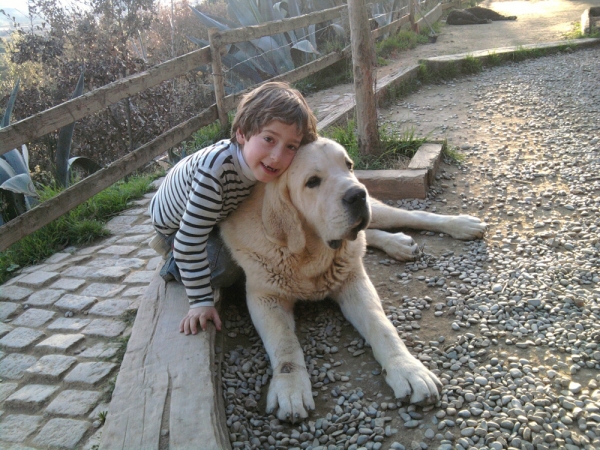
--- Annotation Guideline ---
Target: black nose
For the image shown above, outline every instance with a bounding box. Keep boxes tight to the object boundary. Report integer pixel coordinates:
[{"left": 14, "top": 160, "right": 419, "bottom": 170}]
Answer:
[{"left": 342, "top": 187, "right": 367, "bottom": 205}]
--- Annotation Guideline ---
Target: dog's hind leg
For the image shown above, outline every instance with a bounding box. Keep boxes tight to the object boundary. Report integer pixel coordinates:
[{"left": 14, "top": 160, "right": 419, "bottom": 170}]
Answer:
[
  {"left": 333, "top": 267, "right": 441, "bottom": 404},
  {"left": 368, "top": 198, "right": 487, "bottom": 240},
  {"left": 246, "top": 293, "right": 315, "bottom": 423}
]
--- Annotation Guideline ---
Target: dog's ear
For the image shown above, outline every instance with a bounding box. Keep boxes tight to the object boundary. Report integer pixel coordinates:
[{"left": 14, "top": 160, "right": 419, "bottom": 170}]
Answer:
[{"left": 262, "top": 177, "right": 306, "bottom": 254}]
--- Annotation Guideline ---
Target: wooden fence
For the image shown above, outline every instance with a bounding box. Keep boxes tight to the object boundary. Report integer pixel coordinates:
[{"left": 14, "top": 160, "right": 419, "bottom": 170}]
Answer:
[{"left": 0, "top": 0, "right": 449, "bottom": 251}]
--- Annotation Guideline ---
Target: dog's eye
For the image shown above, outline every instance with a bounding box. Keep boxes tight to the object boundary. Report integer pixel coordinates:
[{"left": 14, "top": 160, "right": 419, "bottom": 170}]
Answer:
[
  {"left": 306, "top": 176, "right": 321, "bottom": 188},
  {"left": 346, "top": 160, "right": 354, "bottom": 171}
]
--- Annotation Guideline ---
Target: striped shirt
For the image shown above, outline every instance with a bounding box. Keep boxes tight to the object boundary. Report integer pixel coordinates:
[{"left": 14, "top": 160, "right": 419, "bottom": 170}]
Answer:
[{"left": 149, "top": 140, "right": 256, "bottom": 307}]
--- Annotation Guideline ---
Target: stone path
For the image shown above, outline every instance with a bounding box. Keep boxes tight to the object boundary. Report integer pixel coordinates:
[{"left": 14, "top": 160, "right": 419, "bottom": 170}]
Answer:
[{"left": 0, "top": 194, "right": 160, "bottom": 449}]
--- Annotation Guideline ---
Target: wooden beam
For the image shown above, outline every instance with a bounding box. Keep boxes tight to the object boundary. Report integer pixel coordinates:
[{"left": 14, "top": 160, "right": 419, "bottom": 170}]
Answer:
[
  {"left": 209, "top": 28, "right": 229, "bottom": 129},
  {"left": 348, "top": 0, "right": 379, "bottom": 155},
  {"left": 99, "top": 272, "right": 231, "bottom": 450},
  {"left": 268, "top": 46, "right": 350, "bottom": 83},
  {"left": 0, "top": 106, "right": 218, "bottom": 251},
  {"left": 222, "top": 47, "right": 350, "bottom": 112},
  {"left": 213, "top": 5, "right": 346, "bottom": 46},
  {"left": 371, "top": 14, "right": 410, "bottom": 40},
  {"left": 0, "top": 47, "right": 212, "bottom": 156}
]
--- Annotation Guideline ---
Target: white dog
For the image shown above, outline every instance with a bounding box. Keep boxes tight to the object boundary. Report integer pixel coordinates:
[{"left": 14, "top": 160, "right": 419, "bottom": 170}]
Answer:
[{"left": 220, "top": 137, "right": 486, "bottom": 422}]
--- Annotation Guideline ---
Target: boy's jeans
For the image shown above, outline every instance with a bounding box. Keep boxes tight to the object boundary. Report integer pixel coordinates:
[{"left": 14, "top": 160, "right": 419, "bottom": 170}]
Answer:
[{"left": 157, "top": 228, "right": 243, "bottom": 290}]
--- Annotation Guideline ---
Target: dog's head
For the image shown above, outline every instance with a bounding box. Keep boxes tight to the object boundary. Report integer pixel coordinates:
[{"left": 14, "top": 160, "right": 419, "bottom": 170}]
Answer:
[{"left": 262, "top": 137, "right": 371, "bottom": 253}]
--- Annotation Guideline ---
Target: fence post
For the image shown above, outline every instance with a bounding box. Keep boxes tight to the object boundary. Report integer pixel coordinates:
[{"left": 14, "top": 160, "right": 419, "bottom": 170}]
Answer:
[
  {"left": 340, "top": 6, "right": 350, "bottom": 37},
  {"left": 347, "top": 0, "right": 379, "bottom": 155},
  {"left": 409, "top": 0, "right": 416, "bottom": 31},
  {"left": 208, "top": 28, "right": 228, "bottom": 130}
]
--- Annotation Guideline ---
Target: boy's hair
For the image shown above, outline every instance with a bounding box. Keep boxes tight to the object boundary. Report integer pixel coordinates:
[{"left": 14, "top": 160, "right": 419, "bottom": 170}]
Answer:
[{"left": 231, "top": 81, "right": 318, "bottom": 146}]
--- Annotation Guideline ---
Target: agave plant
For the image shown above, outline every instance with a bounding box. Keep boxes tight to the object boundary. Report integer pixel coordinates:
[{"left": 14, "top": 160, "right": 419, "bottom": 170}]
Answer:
[
  {"left": 55, "top": 68, "right": 102, "bottom": 188},
  {"left": 189, "top": 0, "right": 346, "bottom": 91},
  {"left": 0, "top": 80, "right": 39, "bottom": 225}
]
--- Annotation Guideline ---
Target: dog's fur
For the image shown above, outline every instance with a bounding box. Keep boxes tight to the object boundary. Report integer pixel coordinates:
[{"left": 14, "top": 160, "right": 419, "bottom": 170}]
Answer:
[
  {"left": 447, "top": 7, "right": 517, "bottom": 25},
  {"left": 220, "top": 138, "right": 487, "bottom": 422}
]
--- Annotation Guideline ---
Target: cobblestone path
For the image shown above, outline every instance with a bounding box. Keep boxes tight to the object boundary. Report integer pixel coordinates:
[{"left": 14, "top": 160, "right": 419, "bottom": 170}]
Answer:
[{"left": 0, "top": 193, "right": 160, "bottom": 449}]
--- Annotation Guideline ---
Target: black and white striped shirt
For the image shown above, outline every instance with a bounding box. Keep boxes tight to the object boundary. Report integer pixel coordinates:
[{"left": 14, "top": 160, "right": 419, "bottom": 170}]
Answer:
[{"left": 149, "top": 140, "right": 256, "bottom": 307}]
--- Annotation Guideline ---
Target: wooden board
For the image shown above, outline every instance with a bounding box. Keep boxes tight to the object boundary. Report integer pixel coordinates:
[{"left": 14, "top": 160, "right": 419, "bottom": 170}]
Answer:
[
  {"left": 100, "top": 269, "right": 230, "bottom": 450},
  {"left": 0, "top": 106, "right": 218, "bottom": 251},
  {"left": 356, "top": 169, "right": 428, "bottom": 200},
  {"left": 408, "top": 143, "right": 442, "bottom": 186},
  {"left": 0, "top": 47, "right": 212, "bottom": 156}
]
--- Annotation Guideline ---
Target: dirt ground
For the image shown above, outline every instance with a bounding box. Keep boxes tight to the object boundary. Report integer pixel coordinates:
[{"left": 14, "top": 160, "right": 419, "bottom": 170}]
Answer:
[{"left": 219, "top": 2, "right": 600, "bottom": 448}]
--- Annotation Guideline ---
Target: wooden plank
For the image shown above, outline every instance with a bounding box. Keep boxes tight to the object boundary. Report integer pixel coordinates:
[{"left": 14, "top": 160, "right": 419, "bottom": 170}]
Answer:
[
  {"left": 266, "top": 47, "right": 350, "bottom": 86},
  {"left": 408, "top": 143, "right": 443, "bottom": 185},
  {"left": 222, "top": 48, "right": 350, "bottom": 113},
  {"left": 213, "top": 5, "right": 346, "bottom": 46},
  {"left": 209, "top": 28, "right": 228, "bottom": 129},
  {"left": 0, "top": 106, "right": 218, "bottom": 251},
  {"left": 357, "top": 169, "right": 428, "bottom": 199},
  {"left": 0, "top": 47, "right": 212, "bottom": 156},
  {"left": 100, "top": 270, "right": 230, "bottom": 450},
  {"left": 371, "top": 14, "right": 410, "bottom": 40}
]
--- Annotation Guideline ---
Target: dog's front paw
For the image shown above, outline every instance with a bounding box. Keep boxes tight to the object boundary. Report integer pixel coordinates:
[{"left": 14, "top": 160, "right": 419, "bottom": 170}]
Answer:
[
  {"left": 266, "top": 362, "right": 315, "bottom": 423},
  {"left": 385, "top": 232, "right": 419, "bottom": 261},
  {"left": 385, "top": 356, "right": 441, "bottom": 405},
  {"left": 447, "top": 215, "right": 487, "bottom": 240}
]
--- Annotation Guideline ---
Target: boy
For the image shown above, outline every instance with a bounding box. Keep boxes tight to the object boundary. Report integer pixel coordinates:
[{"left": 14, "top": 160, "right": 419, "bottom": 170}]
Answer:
[{"left": 149, "top": 82, "right": 318, "bottom": 335}]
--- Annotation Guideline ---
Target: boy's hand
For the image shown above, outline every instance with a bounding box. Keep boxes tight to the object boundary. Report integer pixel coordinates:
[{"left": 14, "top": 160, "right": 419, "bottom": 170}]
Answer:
[{"left": 180, "top": 306, "right": 222, "bottom": 335}]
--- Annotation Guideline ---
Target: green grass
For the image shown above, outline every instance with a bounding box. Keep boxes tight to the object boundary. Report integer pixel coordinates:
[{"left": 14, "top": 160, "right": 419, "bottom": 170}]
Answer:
[
  {"left": 563, "top": 20, "right": 600, "bottom": 39},
  {"left": 442, "top": 143, "right": 466, "bottom": 163},
  {"left": 417, "top": 61, "right": 460, "bottom": 84},
  {"left": 323, "top": 120, "right": 467, "bottom": 167},
  {"left": 485, "top": 51, "right": 502, "bottom": 67},
  {"left": 375, "top": 29, "right": 429, "bottom": 59},
  {"left": 461, "top": 55, "right": 482, "bottom": 74},
  {"left": 0, "top": 174, "right": 156, "bottom": 284},
  {"left": 322, "top": 120, "right": 429, "bottom": 170}
]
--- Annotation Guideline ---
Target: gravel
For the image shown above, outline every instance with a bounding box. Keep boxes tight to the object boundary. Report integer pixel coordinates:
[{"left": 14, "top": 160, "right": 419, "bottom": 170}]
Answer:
[{"left": 220, "top": 47, "right": 600, "bottom": 450}]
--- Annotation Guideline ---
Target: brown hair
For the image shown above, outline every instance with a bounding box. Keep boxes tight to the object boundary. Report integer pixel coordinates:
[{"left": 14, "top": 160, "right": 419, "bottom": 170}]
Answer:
[{"left": 231, "top": 81, "right": 318, "bottom": 146}]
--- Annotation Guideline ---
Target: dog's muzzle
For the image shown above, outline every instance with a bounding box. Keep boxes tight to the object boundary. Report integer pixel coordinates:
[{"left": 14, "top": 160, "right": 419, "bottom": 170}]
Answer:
[{"left": 327, "top": 187, "right": 370, "bottom": 249}]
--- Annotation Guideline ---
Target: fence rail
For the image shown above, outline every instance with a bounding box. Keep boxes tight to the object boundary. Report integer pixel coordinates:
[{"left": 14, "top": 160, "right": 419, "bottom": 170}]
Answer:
[
  {"left": 0, "top": 0, "right": 447, "bottom": 251},
  {"left": 0, "top": 47, "right": 212, "bottom": 157}
]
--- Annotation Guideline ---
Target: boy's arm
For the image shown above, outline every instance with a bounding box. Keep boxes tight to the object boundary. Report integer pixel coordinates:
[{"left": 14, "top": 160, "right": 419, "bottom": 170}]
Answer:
[{"left": 172, "top": 172, "right": 223, "bottom": 309}]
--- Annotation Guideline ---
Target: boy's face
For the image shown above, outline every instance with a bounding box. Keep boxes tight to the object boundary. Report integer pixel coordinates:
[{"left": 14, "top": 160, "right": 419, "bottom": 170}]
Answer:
[{"left": 237, "top": 121, "right": 303, "bottom": 183}]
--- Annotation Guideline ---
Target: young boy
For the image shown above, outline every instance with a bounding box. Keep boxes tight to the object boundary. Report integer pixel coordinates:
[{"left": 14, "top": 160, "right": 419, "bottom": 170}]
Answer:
[{"left": 149, "top": 82, "right": 318, "bottom": 335}]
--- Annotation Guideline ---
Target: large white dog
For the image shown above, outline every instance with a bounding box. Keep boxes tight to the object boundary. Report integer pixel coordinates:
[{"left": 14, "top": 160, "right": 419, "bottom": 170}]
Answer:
[{"left": 220, "top": 137, "right": 486, "bottom": 422}]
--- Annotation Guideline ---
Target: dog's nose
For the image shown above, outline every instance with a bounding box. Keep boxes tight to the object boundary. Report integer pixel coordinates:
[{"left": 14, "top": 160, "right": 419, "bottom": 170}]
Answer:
[{"left": 343, "top": 187, "right": 367, "bottom": 205}]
